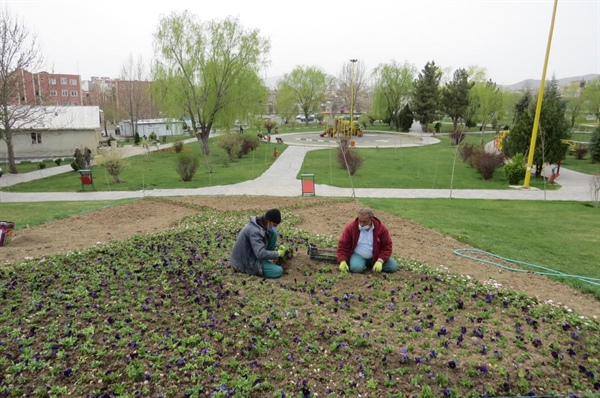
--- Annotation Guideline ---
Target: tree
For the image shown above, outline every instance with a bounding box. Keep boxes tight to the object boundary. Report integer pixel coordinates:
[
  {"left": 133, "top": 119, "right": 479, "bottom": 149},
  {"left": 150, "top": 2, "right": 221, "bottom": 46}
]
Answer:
[
  {"left": 412, "top": 61, "right": 442, "bottom": 133},
  {"left": 337, "top": 60, "right": 369, "bottom": 115},
  {"left": 276, "top": 66, "right": 327, "bottom": 125},
  {"left": 371, "top": 61, "right": 416, "bottom": 130},
  {"left": 275, "top": 81, "right": 297, "bottom": 125},
  {"left": 502, "top": 78, "right": 571, "bottom": 177},
  {"left": 398, "top": 104, "right": 415, "bottom": 132},
  {"left": 582, "top": 77, "right": 600, "bottom": 124},
  {"left": 563, "top": 82, "right": 586, "bottom": 127},
  {"left": 590, "top": 125, "right": 600, "bottom": 163},
  {"left": 118, "top": 54, "right": 152, "bottom": 137},
  {"left": 153, "top": 13, "right": 269, "bottom": 155},
  {"left": 441, "top": 68, "right": 473, "bottom": 131},
  {"left": 469, "top": 79, "right": 503, "bottom": 132},
  {"left": 0, "top": 5, "right": 46, "bottom": 174}
]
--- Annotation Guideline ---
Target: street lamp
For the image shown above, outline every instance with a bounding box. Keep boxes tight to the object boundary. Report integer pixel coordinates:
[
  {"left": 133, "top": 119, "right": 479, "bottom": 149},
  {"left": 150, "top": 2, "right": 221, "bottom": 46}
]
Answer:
[{"left": 349, "top": 59, "right": 357, "bottom": 132}]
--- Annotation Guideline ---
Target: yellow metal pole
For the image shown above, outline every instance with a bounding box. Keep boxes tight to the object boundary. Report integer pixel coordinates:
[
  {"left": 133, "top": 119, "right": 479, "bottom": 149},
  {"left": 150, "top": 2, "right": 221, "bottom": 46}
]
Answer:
[
  {"left": 350, "top": 59, "right": 357, "bottom": 131},
  {"left": 523, "top": 0, "right": 559, "bottom": 188}
]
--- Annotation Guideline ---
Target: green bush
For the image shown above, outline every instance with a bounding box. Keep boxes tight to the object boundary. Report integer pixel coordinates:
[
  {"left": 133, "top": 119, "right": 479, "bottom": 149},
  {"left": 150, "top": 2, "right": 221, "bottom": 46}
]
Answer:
[
  {"left": 503, "top": 153, "right": 527, "bottom": 185},
  {"left": 54, "top": 158, "right": 63, "bottom": 166},
  {"left": 173, "top": 141, "right": 184, "bottom": 154},
  {"left": 175, "top": 153, "right": 199, "bottom": 182},
  {"left": 38, "top": 162, "right": 46, "bottom": 170},
  {"left": 574, "top": 144, "right": 589, "bottom": 160},
  {"left": 217, "top": 133, "right": 258, "bottom": 161}
]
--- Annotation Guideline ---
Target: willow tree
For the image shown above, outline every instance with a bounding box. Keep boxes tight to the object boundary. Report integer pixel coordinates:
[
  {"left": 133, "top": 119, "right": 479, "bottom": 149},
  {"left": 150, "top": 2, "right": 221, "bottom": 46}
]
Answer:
[
  {"left": 276, "top": 66, "right": 328, "bottom": 125},
  {"left": 152, "top": 13, "right": 269, "bottom": 155},
  {"left": 371, "top": 61, "right": 416, "bottom": 130}
]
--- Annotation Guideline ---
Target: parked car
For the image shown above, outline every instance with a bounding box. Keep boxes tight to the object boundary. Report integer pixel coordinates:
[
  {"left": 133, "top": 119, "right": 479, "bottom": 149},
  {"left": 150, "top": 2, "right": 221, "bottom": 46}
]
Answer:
[{"left": 296, "top": 114, "right": 315, "bottom": 122}]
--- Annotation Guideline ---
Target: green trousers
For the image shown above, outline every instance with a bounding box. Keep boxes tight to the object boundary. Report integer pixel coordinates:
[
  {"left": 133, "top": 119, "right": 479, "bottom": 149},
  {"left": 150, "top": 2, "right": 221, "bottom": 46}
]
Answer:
[{"left": 261, "top": 230, "right": 283, "bottom": 278}]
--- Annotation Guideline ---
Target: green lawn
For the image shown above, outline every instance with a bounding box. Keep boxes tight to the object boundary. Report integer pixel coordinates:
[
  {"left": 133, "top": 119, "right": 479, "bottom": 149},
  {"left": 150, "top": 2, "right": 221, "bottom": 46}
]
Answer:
[
  {"left": 299, "top": 135, "right": 557, "bottom": 190},
  {"left": 361, "top": 198, "right": 600, "bottom": 299},
  {"left": 1, "top": 200, "right": 136, "bottom": 229},
  {"left": 2, "top": 137, "right": 283, "bottom": 192}
]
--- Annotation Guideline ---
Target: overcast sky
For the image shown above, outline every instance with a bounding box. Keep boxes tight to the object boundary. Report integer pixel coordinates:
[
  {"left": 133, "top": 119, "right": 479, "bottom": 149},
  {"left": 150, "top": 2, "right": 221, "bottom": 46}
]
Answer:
[{"left": 4, "top": 0, "right": 599, "bottom": 86}]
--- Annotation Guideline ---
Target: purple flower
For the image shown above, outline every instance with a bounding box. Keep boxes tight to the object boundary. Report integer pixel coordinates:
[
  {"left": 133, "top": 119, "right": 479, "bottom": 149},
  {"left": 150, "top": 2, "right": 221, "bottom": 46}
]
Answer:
[
  {"left": 479, "top": 365, "right": 489, "bottom": 374},
  {"left": 414, "top": 325, "right": 421, "bottom": 332},
  {"left": 438, "top": 326, "right": 447, "bottom": 336},
  {"left": 388, "top": 304, "right": 394, "bottom": 310},
  {"left": 448, "top": 360, "right": 457, "bottom": 369},
  {"left": 485, "top": 294, "right": 494, "bottom": 303},
  {"left": 293, "top": 336, "right": 301, "bottom": 343},
  {"left": 176, "top": 358, "right": 185, "bottom": 366},
  {"left": 532, "top": 338, "right": 542, "bottom": 348},
  {"left": 63, "top": 368, "right": 73, "bottom": 377}
]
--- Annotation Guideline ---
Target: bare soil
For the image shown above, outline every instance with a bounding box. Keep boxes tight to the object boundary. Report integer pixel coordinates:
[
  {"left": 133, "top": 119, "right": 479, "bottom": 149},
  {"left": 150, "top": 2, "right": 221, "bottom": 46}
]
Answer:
[{"left": 2, "top": 196, "right": 597, "bottom": 319}]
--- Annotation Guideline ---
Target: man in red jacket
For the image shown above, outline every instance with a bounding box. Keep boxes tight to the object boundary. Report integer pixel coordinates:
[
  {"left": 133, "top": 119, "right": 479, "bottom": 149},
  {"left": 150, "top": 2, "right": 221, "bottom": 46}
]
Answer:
[{"left": 337, "top": 207, "right": 399, "bottom": 273}]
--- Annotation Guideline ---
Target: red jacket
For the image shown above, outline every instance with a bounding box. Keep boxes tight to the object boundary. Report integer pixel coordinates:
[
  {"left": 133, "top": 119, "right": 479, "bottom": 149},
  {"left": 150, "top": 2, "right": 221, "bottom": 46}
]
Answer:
[{"left": 337, "top": 216, "right": 393, "bottom": 263}]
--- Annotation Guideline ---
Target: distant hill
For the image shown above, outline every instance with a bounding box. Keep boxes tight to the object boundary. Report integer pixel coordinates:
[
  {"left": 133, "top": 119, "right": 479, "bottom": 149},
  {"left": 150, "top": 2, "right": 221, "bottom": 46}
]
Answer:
[{"left": 501, "top": 74, "right": 599, "bottom": 91}]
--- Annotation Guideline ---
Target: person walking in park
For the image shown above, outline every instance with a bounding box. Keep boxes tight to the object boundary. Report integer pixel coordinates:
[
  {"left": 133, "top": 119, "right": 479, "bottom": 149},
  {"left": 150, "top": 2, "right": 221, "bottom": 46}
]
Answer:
[
  {"left": 337, "top": 207, "right": 399, "bottom": 274},
  {"left": 230, "top": 208, "right": 286, "bottom": 278}
]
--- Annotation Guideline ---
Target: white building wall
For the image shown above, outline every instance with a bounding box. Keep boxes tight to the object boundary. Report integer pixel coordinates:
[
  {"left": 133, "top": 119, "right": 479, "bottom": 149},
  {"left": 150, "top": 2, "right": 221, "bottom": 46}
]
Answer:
[
  {"left": 0, "top": 106, "right": 101, "bottom": 161},
  {"left": 0, "top": 129, "right": 100, "bottom": 161}
]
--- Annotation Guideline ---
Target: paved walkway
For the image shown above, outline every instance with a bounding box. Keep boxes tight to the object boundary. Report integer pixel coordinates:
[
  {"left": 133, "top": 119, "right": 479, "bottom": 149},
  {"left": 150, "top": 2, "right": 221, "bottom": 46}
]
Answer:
[{"left": 0, "top": 132, "right": 595, "bottom": 202}]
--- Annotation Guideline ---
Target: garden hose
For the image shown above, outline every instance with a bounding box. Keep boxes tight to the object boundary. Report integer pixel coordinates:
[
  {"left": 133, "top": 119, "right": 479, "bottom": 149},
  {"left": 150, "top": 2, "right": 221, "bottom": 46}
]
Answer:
[{"left": 454, "top": 248, "right": 600, "bottom": 287}]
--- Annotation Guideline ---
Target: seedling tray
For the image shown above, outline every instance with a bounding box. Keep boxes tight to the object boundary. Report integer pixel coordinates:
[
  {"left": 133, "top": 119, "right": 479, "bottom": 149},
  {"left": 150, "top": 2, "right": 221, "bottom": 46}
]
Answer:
[{"left": 307, "top": 242, "right": 337, "bottom": 263}]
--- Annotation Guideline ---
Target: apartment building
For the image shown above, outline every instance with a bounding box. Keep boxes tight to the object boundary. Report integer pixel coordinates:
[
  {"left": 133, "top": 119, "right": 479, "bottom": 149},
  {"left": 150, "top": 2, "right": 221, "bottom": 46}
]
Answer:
[{"left": 13, "top": 69, "right": 82, "bottom": 106}]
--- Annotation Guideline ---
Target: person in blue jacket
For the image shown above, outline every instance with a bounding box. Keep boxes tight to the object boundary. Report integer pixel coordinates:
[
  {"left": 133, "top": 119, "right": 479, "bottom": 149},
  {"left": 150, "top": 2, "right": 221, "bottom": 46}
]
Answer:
[{"left": 230, "top": 208, "right": 286, "bottom": 278}]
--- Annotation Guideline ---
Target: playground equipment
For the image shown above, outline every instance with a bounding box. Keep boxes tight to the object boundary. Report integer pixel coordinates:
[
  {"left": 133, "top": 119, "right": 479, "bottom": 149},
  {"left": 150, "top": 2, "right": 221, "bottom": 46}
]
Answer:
[{"left": 320, "top": 112, "right": 363, "bottom": 139}]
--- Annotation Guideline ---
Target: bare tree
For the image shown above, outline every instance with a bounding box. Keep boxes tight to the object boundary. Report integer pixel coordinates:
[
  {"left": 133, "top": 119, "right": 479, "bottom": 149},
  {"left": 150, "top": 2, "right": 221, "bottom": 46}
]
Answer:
[
  {"left": 0, "top": 5, "right": 46, "bottom": 173},
  {"left": 118, "top": 54, "right": 151, "bottom": 138},
  {"left": 337, "top": 60, "right": 368, "bottom": 115}
]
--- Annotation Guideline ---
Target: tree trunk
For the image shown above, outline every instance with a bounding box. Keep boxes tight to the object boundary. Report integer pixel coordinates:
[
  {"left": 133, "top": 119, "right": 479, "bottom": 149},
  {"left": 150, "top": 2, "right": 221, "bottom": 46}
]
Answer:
[
  {"left": 535, "top": 163, "right": 543, "bottom": 178},
  {"left": 5, "top": 134, "right": 17, "bottom": 174},
  {"left": 452, "top": 118, "right": 458, "bottom": 132},
  {"left": 196, "top": 128, "right": 210, "bottom": 156}
]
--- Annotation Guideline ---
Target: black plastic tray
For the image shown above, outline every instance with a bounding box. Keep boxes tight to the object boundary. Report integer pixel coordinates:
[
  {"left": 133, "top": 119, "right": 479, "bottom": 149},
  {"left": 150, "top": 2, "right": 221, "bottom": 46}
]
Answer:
[{"left": 307, "top": 243, "right": 337, "bottom": 263}]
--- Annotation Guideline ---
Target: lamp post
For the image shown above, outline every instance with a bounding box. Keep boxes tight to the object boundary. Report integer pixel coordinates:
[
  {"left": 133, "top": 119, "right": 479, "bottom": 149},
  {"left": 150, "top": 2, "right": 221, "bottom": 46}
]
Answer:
[{"left": 349, "top": 59, "right": 357, "bottom": 131}]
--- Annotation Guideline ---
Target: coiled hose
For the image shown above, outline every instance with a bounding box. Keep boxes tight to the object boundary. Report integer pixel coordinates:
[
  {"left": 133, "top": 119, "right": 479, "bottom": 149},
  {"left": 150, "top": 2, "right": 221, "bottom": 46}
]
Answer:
[{"left": 454, "top": 248, "right": 600, "bottom": 287}]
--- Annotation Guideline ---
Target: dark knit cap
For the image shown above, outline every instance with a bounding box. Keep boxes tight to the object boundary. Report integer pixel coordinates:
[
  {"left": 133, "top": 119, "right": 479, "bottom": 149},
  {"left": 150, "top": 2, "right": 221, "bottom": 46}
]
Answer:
[{"left": 265, "top": 208, "right": 281, "bottom": 224}]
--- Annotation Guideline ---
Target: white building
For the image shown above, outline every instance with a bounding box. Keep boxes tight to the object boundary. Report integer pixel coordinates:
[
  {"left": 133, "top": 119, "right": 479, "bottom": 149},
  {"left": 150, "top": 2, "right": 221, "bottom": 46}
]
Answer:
[
  {"left": 118, "top": 118, "right": 185, "bottom": 138},
  {"left": 0, "top": 106, "right": 101, "bottom": 161}
]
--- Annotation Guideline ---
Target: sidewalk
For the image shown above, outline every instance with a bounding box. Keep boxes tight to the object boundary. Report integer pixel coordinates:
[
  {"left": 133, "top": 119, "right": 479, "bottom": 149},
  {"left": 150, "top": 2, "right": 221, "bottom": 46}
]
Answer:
[{"left": 0, "top": 134, "right": 595, "bottom": 202}]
